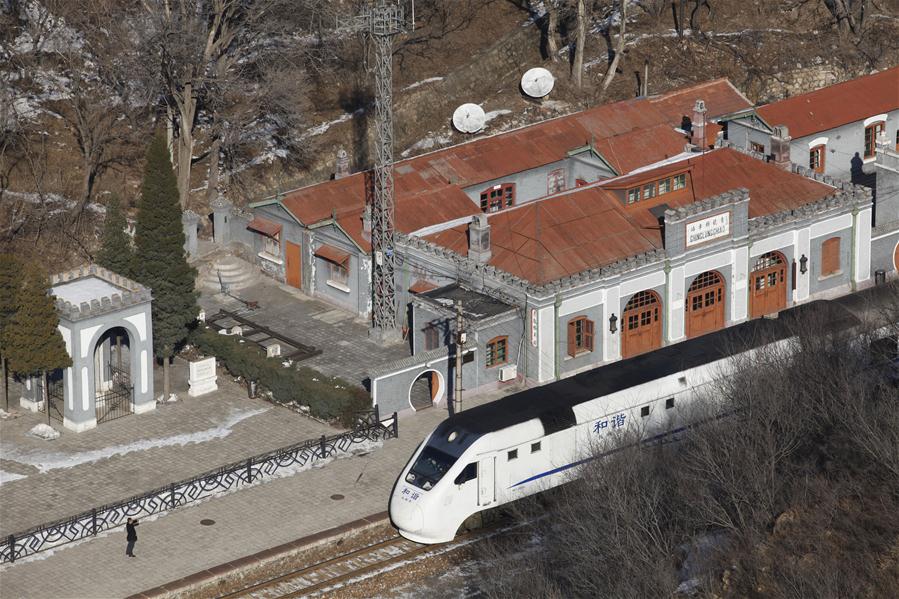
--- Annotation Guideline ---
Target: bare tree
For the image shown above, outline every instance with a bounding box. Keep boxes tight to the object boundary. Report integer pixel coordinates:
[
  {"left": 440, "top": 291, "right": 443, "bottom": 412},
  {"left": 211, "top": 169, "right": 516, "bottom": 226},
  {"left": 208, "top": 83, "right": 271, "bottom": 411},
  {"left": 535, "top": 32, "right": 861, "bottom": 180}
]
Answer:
[
  {"left": 136, "top": 0, "right": 314, "bottom": 209},
  {"left": 572, "top": 0, "right": 586, "bottom": 88},
  {"left": 598, "top": 0, "right": 627, "bottom": 97}
]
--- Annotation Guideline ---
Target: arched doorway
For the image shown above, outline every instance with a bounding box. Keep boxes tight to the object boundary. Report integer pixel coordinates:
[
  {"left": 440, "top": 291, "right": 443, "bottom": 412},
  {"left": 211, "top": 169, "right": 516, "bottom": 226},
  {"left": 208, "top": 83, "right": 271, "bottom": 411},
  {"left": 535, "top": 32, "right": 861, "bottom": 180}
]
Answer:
[
  {"left": 93, "top": 327, "right": 134, "bottom": 423},
  {"left": 409, "top": 370, "right": 444, "bottom": 411},
  {"left": 622, "top": 290, "right": 663, "bottom": 359},
  {"left": 749, "top": 251, "right": 788, "bottom": 319},
  {"left": 894, "top": 242, "right": 899, "bottom": 272},
  {"left": 686, "top": 271, "right": 725, "bottom": 338}
]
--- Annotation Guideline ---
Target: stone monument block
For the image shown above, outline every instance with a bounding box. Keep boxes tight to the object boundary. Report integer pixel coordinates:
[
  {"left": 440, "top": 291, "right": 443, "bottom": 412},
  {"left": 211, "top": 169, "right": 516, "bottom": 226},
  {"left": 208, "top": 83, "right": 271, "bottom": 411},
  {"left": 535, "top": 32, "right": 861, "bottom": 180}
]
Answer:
[
  {"left": 188, "top": 357, "right": 218, "bottom": 397},
  {"left": 266, "top": 343, "right": 281, "bottom": 358}
]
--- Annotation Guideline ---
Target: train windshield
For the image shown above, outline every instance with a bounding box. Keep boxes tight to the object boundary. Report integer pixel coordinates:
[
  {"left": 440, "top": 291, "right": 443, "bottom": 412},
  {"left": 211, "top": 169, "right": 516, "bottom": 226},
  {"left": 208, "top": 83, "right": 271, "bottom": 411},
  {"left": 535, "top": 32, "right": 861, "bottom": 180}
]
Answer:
[{"left": 405, "top": 446, "right": 456, "bottom": 491}]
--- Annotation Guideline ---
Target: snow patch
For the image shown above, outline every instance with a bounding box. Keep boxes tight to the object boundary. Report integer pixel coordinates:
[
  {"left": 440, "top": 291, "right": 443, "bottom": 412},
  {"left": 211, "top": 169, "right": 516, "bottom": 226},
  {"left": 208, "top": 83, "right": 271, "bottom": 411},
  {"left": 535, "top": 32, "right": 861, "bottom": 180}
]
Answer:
[
  {"left": 401, "top": 132, "right": 453, "bottom": 158},
  {"left": 484, "top": 109, "right": 512, "bottom": 123},
  {"left": 0, "top": 470, "right": 28, "bottom": 486},
  {"left": 3, "top": 408, "right": 268, "bottom": 473},
  {"left": 27, "top": 424, "right": 60, "bottom": 441},
  {"left": 402, "top": 77, "right": 444, "bottom": 91}
]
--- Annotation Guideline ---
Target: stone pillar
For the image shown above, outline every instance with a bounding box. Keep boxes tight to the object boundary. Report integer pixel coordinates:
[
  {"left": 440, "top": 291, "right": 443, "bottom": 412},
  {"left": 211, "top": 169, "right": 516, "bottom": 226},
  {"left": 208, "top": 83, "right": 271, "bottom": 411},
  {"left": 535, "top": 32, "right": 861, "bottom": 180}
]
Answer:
[
  {"left": 211, "top": 196, "right": 233, "bottom": 247},
  {"left": 467, "top": 214, "right": 492, "bottom": 263},
  {"left": 64, "top": 330, "right": 97, "bottom": 432},
  {"left": 182, "top": 210, "right": 200, "bottom": 258}
]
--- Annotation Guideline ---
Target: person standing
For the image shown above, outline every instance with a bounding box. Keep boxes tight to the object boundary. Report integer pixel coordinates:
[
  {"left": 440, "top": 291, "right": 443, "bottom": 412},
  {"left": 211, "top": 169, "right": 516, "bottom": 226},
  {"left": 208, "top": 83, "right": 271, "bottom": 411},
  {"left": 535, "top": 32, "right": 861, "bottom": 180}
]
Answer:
[{"left": 125, "top": 518, "right": 139, "bottom": 557}]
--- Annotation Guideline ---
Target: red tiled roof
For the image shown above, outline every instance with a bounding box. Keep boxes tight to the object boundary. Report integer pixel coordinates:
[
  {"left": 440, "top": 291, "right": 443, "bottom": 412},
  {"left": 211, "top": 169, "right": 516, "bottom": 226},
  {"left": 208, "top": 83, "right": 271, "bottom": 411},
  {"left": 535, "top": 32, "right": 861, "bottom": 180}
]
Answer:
[
  {"left": 409, "top": 280, "right": 438, "bottom": 294},
  {"left": 425, "top": 148, "right": 835, "bottom": 284},
  {"left": 247, "top": 217, "right": 281, "bottom": 238},
  {"left": 756, "top": 67, "right": 899, "bottom": 139},
  {"left": 276, "top": 79, "right": 752, "bottom": 248},
  {"left": 314, "top": 244, "right": 350, "bottom": 264}
]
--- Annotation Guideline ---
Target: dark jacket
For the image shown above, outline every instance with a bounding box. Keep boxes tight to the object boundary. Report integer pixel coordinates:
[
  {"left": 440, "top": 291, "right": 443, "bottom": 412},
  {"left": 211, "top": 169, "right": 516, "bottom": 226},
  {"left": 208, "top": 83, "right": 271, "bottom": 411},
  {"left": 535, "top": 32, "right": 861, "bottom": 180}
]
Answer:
[{"left": 126, "top": 522, "right": 138, "bottom": 541}]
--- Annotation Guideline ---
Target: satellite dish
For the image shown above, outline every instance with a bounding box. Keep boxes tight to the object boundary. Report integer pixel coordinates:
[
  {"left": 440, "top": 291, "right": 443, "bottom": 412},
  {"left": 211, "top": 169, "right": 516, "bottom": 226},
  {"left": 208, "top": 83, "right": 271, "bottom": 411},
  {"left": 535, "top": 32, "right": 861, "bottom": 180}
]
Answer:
[
  {"left": 452, "top": 103, "right": 486, "bottom": 134},
  {"left": 521, "top": 67, "right": 555, "bottom": 98}
]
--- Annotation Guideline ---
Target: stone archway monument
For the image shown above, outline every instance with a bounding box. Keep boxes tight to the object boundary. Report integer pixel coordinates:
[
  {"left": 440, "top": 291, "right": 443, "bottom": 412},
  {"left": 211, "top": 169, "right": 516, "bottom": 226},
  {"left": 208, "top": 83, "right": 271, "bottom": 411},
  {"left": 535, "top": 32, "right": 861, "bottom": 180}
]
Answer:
[{"left": 20, "top": 265, "right": 155, "bottom": 432}]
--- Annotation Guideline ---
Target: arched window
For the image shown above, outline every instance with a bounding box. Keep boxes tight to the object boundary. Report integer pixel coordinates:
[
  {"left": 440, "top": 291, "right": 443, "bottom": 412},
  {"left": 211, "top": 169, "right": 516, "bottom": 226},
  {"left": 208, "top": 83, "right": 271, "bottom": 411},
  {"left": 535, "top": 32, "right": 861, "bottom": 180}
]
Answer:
[
  {"left": 864, "top": 121, "right": 884, "bottom": 158},
  {"left": 821, "top": 237, "right": 841, "bottom": 276},
  {"left": 486, "top": 336, "right": 508, "bottom": 368},
  {"left": 809, "top": 144, "right": 825, "bottom": 174},
  {"left": 566, "top": 316, "right": 594, "bottom": 357}
]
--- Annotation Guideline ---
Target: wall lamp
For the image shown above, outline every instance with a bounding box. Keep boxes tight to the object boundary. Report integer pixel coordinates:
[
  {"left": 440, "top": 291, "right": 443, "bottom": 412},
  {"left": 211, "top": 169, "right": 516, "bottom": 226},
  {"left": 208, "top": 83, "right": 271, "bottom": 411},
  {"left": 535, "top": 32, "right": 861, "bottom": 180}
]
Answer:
[
  {"left": 799, "top": 254, "right": 808, "bottom": 275},
  {"left": 609, "top": 313, "right": 618, "bottom": 334}
]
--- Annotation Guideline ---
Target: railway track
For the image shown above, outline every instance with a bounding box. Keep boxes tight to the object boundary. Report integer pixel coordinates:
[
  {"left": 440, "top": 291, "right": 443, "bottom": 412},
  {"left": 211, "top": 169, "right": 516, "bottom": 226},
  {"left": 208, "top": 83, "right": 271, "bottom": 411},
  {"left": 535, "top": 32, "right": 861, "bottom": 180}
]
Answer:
[{"left": 218, "top": 527, "right": 494, "bottom": 598}]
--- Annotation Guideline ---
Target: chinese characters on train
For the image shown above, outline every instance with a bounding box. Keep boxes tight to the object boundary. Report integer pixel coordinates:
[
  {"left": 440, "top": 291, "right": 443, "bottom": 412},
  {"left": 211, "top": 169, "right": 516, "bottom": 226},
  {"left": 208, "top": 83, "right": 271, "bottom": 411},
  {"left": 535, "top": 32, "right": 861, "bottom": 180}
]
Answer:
[
  {"left": 593, "top": 413, "right": 626, "bottom": 434},
  {"left": 400, "top": 487, "right": 421, "bottom": 502}
]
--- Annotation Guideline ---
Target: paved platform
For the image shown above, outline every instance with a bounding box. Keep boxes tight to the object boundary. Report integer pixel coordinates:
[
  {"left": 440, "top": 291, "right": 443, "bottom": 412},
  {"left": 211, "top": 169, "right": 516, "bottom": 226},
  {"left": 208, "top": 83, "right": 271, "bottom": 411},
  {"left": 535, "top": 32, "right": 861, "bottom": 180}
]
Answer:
[
  {"left": 199, "top": 276, "right": 410, "bottom": 387},
  {"left": 0, "top": 388, "right": 515, "bottom": 598},
  {"left": 0, "top": 358, "right": 335, "bottom": 535}
]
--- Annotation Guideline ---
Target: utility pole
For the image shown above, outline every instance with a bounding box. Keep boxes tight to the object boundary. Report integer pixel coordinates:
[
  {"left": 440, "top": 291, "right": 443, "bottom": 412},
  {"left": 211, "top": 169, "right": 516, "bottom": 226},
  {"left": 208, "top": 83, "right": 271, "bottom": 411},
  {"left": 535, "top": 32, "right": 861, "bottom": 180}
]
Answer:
[
  {"left": 454, "top": 299, "right": 465, "bottom": 414},
  {"left": 339, "top": 2, "right": 405, "bottom": 342}
]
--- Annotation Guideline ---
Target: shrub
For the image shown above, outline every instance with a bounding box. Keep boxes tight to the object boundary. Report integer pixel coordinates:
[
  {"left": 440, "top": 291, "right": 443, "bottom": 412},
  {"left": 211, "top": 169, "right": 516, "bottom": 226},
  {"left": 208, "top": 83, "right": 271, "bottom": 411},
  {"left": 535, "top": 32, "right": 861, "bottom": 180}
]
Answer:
[{"left": 189, "top": 327, "right": 371, "bottom": 427}]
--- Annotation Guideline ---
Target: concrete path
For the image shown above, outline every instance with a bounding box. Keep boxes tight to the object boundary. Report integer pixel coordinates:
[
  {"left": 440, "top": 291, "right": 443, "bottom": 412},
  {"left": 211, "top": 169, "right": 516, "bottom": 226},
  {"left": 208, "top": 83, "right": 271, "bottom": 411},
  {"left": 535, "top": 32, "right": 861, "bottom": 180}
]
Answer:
[
  {"left": 0, "top": 388, "right": 517, "bottom": 598},
  {"left": 0, "top": 359, "right": 335, "bottom": 535}
]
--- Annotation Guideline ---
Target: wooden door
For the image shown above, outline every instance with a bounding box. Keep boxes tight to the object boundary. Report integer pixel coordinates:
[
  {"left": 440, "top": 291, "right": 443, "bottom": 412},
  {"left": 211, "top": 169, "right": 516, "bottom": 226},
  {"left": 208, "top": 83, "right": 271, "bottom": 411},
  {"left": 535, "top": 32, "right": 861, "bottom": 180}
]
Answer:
[
  {"left": 285, "top": 241, "right": 301, "bottom": 289},
  {"left": 622, "top": 291, "right": 662, "bottom": 359},
  {"left": 894, "top": 243, "right": 899, "bottom": 271},
  {"left": 750, "top": 252, "right": 787, "bottom": 319},
  {"left": 686, "top": 271, "right": 725, "bottom": 339}
]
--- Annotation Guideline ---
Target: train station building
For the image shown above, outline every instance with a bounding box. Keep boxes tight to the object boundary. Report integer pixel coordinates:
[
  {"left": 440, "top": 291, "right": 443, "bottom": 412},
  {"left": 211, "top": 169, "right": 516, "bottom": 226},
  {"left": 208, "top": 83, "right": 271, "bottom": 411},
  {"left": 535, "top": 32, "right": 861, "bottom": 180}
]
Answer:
[{"left": 215, "top": 69, "right": 898, "bottom": 415}]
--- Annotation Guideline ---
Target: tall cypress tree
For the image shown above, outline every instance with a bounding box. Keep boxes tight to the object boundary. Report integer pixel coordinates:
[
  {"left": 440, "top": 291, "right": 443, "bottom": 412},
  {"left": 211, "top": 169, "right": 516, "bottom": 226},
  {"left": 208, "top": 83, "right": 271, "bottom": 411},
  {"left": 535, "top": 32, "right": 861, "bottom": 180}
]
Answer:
[
  {"left": 0, "top": 254, "right": 24, "bottom": 410},
  {"left": 5, "top": 263, "right": 72, "bottom": 422},
  {"left": 96, "top": 195, "right": 133, "bottom": 277},
  {"left": 133, "top": 133, "right": 198, "bottom": 400}
]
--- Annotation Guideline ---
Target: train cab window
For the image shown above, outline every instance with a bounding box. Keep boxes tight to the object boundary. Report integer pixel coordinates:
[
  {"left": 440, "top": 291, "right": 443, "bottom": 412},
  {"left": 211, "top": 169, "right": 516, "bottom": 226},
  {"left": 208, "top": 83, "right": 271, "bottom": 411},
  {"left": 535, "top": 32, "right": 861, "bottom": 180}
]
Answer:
[
  {"left": 405, "top": 446, "right": 457, "bottom": 491},
  {"left": 453, "top": 462, "right": 478, "bottom": 486},
  {"left": 507, "top": 449, "right": 518, "bottom": 461},
  {"left": 665, "top": 397, "right": 675, "bottom": 409},
  {"left": 640, "top": 406, "right": 650, "bottom": 418},
  {"left": 531, "top": 441, "right": 541, "bottom": 453}
]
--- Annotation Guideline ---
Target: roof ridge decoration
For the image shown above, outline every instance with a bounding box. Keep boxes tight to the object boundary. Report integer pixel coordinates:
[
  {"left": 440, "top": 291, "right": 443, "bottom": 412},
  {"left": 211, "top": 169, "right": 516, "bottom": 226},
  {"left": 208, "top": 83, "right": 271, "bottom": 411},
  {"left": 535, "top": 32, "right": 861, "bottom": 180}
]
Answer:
[
  {"left": 748, "top": 185, "right": 871, "bottom": 236},
  {"left": 664, "top": 188, "right": 750, "bottom": 222},
  {"left": 52, "top": 264, "right": 152, "bottom": 322}
]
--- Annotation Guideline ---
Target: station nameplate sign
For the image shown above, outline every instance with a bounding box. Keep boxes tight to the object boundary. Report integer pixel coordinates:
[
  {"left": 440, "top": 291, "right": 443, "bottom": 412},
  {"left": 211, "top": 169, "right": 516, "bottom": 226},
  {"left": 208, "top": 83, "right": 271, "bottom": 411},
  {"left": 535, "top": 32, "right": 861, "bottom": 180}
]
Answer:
[{"left": 686, "top": 212, "right": 730, "bottom": 247}]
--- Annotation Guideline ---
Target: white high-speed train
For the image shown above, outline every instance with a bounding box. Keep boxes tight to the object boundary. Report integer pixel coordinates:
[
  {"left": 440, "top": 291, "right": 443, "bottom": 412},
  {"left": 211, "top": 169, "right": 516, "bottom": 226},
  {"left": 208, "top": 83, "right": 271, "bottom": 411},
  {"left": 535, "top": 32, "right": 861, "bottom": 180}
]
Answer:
[{"left": 389, "top": 299, "right": 863, "bottom": 544}]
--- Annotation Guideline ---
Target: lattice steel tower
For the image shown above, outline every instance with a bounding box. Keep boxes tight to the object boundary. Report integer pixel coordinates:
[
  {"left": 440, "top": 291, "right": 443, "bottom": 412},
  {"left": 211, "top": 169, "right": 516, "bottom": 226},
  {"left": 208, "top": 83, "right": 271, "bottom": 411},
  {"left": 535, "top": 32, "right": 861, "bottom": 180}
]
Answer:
[{"left": 340, "top": 1, "right": 405, "bottom": 339}]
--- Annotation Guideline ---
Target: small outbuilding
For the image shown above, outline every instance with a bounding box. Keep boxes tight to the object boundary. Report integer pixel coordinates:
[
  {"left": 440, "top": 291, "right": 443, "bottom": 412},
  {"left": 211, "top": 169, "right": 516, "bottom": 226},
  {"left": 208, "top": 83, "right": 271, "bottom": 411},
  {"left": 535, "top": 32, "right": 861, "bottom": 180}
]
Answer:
[{"left": 19, "top": 265, "right": 155, "bottom": 432}]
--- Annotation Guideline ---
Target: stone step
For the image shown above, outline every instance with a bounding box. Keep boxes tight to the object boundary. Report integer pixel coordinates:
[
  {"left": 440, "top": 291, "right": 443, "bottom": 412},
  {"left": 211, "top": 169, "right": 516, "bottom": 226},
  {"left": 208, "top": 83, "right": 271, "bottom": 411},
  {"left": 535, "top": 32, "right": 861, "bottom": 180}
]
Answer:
[{"left": 196, "top": 256, "right": 260, "bottom": 291}]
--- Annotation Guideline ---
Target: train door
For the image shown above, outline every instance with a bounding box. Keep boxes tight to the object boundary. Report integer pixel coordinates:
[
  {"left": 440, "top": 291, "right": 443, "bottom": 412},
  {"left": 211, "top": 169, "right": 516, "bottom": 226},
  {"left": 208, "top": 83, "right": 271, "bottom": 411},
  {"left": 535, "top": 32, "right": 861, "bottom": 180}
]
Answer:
[{"left": 478, "top": 456, "right": 495, "bottom": 506}]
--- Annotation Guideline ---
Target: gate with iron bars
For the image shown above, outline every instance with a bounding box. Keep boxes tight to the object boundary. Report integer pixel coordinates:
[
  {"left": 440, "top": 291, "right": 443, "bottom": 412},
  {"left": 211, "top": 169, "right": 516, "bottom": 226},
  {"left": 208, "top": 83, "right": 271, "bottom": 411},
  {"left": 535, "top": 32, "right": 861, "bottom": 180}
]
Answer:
[
  {"left": 45, "top": 377, "right": 64, "bottom": 423},
  {"left": 96, "top": 365, "right": 133, "bottom": 423}
]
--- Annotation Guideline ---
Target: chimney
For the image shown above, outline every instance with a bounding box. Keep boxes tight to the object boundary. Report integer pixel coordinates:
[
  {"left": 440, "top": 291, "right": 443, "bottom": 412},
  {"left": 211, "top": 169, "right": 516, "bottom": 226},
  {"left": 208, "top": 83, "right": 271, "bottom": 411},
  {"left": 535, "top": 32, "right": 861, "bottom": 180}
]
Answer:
[
  {"left": 468, "top": 214, "right": 491, "bottom": 263},
  {"left": 770, "top": 125, "right": 792, "bottom": 170},
  {"left": 335, "top": 147, "right": 350, "bottom": 179},
  {"left": 691, "top": 100, "right": 707, "bottom": 148},
  {"left": 362, "top": 203, "right": 372, "bottom": 242}
]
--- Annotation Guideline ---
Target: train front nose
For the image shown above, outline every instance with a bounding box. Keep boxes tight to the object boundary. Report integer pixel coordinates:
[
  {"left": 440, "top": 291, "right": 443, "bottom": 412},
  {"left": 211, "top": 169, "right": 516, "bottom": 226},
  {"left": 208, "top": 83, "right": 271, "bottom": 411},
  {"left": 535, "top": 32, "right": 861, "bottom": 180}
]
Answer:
[{"left": 389, "top": 490, "right": 424, "bottom": 534}]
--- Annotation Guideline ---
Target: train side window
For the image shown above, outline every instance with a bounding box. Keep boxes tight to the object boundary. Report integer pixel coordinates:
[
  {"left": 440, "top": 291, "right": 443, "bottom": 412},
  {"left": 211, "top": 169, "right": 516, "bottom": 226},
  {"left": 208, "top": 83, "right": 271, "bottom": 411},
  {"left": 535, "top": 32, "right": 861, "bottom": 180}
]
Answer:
[
  {"left": 531, "top": 441, "right": 541, "bottom": 453},
  {"left": 665, "top": 397, "right": 675, "bottom": 409},
  {"left": 507, "top": 449, "right": 518, "bottom": 461},
  {"left": 453, "top": 462, "right": 477, "bottom": 485},
  {"left": 640, "top": 406, "right": 650, "bottom": 417}
]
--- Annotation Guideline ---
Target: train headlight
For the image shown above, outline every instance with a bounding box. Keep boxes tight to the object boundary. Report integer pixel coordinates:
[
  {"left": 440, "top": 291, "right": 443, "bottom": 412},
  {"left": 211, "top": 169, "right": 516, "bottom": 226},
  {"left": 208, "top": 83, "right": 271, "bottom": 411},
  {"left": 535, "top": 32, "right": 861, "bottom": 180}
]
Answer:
[{"left": 406, "top": 472, "right": 416, "bottom": 483}]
